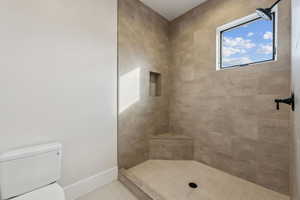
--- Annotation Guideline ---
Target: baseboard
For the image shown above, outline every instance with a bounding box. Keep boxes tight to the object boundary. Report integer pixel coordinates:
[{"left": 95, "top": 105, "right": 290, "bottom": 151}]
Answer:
[{"left": 64, "top": 167, "right": 118, "bottom": 200}]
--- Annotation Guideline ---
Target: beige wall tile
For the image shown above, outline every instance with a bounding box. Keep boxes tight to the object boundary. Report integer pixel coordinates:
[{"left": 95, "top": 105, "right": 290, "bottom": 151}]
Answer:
[
  {"left": 149, "top": 137, "right": 193, "bottom": 160},
  {"left": 118, "top": 0, "right": 170, "bottom": 169},
  {"left": 168, "top": 0, "right": 291, "bottom": 194},
  {"left": 119, "top": 0, "right": 291, "bottom": 195}
]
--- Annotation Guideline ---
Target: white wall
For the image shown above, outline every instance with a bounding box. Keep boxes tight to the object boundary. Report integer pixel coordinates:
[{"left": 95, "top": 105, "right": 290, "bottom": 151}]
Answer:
[{"left": 0, "top": 0, "right": 118, "bottom": 197}]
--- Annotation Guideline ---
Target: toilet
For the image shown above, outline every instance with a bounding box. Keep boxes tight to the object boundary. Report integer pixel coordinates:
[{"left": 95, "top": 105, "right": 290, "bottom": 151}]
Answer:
[{"left": 0, "top": 143, "right": 65, "bottom": 200}]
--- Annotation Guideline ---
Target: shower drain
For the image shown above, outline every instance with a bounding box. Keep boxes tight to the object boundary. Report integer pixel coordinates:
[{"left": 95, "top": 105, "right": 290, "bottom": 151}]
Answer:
[{"left": 189, "top": 182, "right": 198, "bottom": 189}]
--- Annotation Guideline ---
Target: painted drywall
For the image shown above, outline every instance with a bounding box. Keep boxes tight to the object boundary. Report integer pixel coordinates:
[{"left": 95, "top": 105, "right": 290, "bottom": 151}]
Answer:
[
  {"left": 0, "top": 0, "right": 117, "bottom": 190},
  {"left": 140, "top": 0, "right": 207, "bottom": 21},
  {"left": 291, "top": 0, "right": 300, "bottom": 198}
]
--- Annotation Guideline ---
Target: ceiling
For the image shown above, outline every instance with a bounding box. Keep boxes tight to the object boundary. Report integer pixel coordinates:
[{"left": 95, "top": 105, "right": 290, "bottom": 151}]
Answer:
[{"left": 140, "top": 0, "right": 208, "bottom": 21}]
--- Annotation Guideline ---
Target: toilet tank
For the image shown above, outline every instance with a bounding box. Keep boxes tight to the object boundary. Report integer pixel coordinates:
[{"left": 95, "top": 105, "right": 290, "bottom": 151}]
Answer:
[{"left": 0, "top": 143, "right": 62, "bottom": 200}]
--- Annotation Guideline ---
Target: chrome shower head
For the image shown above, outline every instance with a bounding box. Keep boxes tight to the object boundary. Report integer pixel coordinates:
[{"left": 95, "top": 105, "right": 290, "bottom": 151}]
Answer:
[
  {"left": 256, "top": 0, "right": 283, "bottom": 20},
  {"left": 256, "top": 8, "right": 273, "bottom": 20}
]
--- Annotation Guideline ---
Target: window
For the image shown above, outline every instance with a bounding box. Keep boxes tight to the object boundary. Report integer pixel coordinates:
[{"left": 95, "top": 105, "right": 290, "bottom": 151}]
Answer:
[{"left": 216, "top": 9, "right": 278, "bottom": 70}]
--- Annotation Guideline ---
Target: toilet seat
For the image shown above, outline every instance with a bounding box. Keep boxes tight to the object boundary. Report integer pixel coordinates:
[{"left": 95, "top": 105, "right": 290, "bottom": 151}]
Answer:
[{"left": 13, "top": 183, "right": 65, "bottom": 200}]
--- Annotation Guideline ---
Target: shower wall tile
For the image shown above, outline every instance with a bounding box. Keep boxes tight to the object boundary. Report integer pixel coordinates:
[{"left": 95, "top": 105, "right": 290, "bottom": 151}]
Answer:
[
  {"left": 197, "top": 131, "right": 233, "bottom": 156},
  {"left": 231, "top": 138, "right": 257, "bottom": 161},
  {"left": 194, "top": 144, "right": 216, "bottom": 166},
  {"left": 169, "top": 0, "right": 291, "bottom": 194},
  {"left": 257, "top": 168, "right": 290, "bottom": 195},
  {"left": 256, "top": 95, "right": 291, "bottom": 120},
  {"left": 258, "top": 119, "right": 290, "bottom": 145},
  {"left": 149, "top": 136, "right": 193, "bottom": 160},
  {"left": 258, "top": 71, "right": 291, "bottom": 95},
  {"left": 119, "top": 0, "right": 291, "bottom": 195},
  {"left": 118, "top": 0, "right": 170, "bottom": 169},
  {"left": 255, "top": 141, "right": 290, "bottom": 171},
  {"left": 230, "top": 159, "right": 258, "bottom": 183}
]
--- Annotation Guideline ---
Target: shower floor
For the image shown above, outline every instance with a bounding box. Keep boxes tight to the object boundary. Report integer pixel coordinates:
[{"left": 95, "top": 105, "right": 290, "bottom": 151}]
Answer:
[{"left": 123, "top": 160, "right": 289, "bottom": 200}]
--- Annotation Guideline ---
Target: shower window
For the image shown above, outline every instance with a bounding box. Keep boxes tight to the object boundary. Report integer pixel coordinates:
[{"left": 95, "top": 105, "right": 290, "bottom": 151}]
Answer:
[{"left": 216, "top": 9, "right": 278, "bottom": 70}]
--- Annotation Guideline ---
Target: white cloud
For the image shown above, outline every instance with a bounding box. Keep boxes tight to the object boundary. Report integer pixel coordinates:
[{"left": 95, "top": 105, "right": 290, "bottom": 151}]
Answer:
[
  {"left": 247, "top": 32, "right": 254, "bottom": 37},
  {"left": 222, "top": 37, "right": 255, "bottom": 57},
  {"left": 223, "top": 37, "right": 256, "bottom": 49},
  {"left": 263, "top": 32, "right": 273, "bottom": 40},
  {"left": 257, "top": 44, "right": 273, "bottom": 55},
  {"left": 223, "top": 47, "right": 246, "bottom": 57},
  {"left": 223, "top": 57, "right": 252, "bottom": 66}
]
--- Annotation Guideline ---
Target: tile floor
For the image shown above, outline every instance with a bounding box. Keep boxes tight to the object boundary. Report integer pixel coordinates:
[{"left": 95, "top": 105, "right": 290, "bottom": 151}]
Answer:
[
  {"left": 77, "top": 181, "right": 137, "bottom": 200},
  {"left": 125, "top": 160, "right": 290, "bottom": 200}
]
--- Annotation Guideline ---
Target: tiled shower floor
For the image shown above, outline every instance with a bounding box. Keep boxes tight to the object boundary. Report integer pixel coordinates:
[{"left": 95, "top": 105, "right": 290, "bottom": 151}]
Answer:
[{"left": 124, "top": 160, "right": 289, "bottom": 200}]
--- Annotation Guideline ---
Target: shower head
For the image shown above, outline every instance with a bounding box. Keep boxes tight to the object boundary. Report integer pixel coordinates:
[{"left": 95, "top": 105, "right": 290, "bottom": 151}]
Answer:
[
  {"left": 256, "top": 8, "right": 273, "bottom": 20},
  {"left": 256, "top": 0, "right": 283, "bottom": 20}
]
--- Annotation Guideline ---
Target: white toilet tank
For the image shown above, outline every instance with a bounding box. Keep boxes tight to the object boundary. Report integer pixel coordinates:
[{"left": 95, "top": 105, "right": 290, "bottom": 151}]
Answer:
[{"left": 0, "top": 143, "right": 63, "bottom": 200}]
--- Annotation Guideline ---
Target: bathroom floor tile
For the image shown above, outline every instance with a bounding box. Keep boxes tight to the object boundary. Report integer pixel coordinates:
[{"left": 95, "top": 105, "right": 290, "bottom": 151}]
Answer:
[
  {"left": 77, "top": 181, "right": 138, "bottom": 200},
  {"left": 125, "top": 160, "right": 290, "bottom": 200}
]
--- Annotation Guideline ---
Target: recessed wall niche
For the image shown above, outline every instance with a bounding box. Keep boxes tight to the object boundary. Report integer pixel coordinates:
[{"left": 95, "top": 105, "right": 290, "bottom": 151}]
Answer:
[{"left": 149, "top": 71, "right": 162, "bottom": 97}]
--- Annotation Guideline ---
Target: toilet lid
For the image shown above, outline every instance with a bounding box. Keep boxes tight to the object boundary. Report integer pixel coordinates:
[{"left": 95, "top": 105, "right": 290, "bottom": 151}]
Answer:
[{"left": 13, "top": 183, "right": 65, "bottom": 200}]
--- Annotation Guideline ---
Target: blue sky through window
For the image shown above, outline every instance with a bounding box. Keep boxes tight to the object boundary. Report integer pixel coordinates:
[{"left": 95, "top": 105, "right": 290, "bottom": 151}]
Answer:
[{"left": 221, "top": 17, "right": 274, "bottom": 68}]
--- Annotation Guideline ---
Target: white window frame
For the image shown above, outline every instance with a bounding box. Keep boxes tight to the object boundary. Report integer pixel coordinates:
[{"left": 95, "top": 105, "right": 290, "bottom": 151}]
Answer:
[{"left": 216, "top": 6, "right": 278, "bottom": 71}]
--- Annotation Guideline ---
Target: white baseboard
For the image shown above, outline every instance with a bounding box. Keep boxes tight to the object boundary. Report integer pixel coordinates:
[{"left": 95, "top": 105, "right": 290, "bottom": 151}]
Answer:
[{"left": 64, "top": 167, "right": 118, "bottom": 200}]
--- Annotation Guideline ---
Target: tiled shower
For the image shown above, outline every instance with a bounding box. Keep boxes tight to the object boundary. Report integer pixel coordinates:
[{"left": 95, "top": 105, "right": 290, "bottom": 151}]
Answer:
[{"left": 118, "top": 0, "right": 291, "bottom": 198}]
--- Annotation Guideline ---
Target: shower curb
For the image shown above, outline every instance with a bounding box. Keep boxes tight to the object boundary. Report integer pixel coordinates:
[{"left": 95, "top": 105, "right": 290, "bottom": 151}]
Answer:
[{"left": 119, "top": 169, "right": 166, "bottom": 200}]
